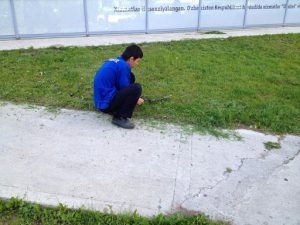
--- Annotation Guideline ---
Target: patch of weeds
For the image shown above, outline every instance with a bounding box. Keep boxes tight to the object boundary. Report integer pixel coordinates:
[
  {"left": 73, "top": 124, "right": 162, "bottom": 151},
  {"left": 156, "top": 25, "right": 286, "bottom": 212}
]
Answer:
[
  {"left": 0, "top": 198, "right": 229, "bottom": 225},
  {"left": 229, "top": 131, "right": 243, "bottom": 141},
  {"left": 24, "top": 104, "right": 36, "bottom": 110},
  {"left": 0, "top": 102, "right": 8, "bottom": 107},
  {"left": 264, "top": 141, "right": 281, "bottom": 150},
  {"left": 45, "top": 106, "right": 60, "bottom": 115},
  {"left": 224, "top": 167, "right": 233, "bottom": 174},
  {"left": 201, "top": 30, "right": 226, "bottom": 34}
]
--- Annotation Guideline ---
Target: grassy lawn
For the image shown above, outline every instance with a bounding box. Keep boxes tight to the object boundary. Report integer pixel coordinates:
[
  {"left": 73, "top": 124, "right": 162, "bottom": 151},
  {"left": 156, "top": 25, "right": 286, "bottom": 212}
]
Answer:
[
  {"left": 0, "top": 34, "right": 299, "bottom": 134},
  {"left": 0, "top": 198, "right": 227, "bottom": 225}
]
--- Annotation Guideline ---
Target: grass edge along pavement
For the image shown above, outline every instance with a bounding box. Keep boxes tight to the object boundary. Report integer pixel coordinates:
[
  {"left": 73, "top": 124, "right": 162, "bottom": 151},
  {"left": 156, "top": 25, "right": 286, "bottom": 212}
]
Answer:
[
  {"left": 0, "top": 34, "right": 299, "bottom": 136},
  {"left": 0, "top": 198, "right": 229, "bottom": 225}
]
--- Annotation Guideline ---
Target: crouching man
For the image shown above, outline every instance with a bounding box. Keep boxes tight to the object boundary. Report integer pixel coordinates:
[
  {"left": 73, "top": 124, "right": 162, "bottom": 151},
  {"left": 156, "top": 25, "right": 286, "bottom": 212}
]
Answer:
[{"left": 93, "top": 44, "right": 144, "bottom": 129}]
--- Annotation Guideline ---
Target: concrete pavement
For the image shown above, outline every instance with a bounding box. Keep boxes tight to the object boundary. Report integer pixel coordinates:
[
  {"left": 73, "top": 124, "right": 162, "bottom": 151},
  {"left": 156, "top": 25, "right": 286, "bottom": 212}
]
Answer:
[
  {"left": 1, "top": 26, "right": 300, "bottom": 51},
  {"left": 0, "top": 102, "right": 299, "bottom": 225}
]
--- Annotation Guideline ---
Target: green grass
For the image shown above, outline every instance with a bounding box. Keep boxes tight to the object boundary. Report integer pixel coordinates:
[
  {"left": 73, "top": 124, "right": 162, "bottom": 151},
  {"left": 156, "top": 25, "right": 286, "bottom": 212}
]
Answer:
[
  {"left": 201, "top": 31, "right": 226, "bottom": 34},
  {"left": 0, "top": 198, "right": 228, "bottom": 225},
  {"left": 0, "top": 34, "right": 300, "bottom": 134},
  {"left": 224, "top": 167, "right": 233, "bottom": 174},
  {"left": 264, "top": 141, "right": 281, "bottom": 150}
]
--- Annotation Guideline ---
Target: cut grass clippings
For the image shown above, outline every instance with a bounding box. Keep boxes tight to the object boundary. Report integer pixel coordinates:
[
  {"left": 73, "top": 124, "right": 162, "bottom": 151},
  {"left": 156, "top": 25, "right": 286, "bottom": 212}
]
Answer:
[
  {"left": 0, "top": 34, "right": 300, "bottom": 135},
  {"left": 201, "top": 30, "right": 226, "bottom": 34},
  {"left": 0, "top": 198, "right": 228, "bottom": 225}
]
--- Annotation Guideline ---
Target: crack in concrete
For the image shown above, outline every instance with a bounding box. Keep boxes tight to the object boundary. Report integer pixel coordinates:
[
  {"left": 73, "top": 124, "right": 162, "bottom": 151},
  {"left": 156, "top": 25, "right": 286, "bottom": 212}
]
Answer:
[
  {"left": 175, "top": 134, "right": 277, "bottom": 212},
  {"left": 237, "top": 157, "right": 248, "bottom": 171},
  {"left": 230, "top": 148, "right": 300, "bottom": 217},
  {"left": 181, "top": 157, "right": 253, "bottom": 204},
  {"left": 179, "top": 148, "right": 300, "bottom": 216},
  {"left": 264, "top": 149, "right": 300, "bottom": 183},
  {"left": 181, "top": 148, "right": 300, "bottom": 206},
  {"left": 282, "top": 149, "right": 300, "bottom": 165},
  {"left": 177, "top": 150, "right": 278, "bottom": 210}
]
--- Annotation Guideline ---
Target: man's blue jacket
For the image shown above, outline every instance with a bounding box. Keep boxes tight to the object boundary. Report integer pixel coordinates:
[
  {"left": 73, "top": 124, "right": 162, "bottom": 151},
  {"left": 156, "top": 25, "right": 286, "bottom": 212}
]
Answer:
[{"left": 93, "top": 56, "right": 131, "bottom": 110}]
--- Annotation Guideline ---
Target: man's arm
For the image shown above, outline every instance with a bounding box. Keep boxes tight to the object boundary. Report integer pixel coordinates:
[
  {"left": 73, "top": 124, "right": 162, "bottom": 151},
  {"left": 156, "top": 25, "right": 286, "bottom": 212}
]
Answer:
[
  {"left": 130, "top": 72, "right": 144, "bottom": 105},
  {"left": 130, "top": 72, "right": 135, "bottom": 84},
  {"left": 118, "top": 69, "right": 131, "bottom": 90}
]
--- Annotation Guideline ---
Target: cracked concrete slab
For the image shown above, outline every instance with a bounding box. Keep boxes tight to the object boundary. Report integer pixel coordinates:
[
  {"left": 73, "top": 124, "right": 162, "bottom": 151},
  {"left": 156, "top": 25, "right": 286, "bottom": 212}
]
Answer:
[
  {"left": 179, "top": 135, "right": 300, "bottom": 224},
  {"left": 0, "top": 102, "right": 299, "bottom": 225}
]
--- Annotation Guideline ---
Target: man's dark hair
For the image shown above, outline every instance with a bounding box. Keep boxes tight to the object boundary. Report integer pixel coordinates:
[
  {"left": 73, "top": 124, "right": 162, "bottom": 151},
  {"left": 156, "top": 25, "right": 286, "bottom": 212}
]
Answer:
[{"left": 121, "top": 44, "right": 143, "bottom": 61}]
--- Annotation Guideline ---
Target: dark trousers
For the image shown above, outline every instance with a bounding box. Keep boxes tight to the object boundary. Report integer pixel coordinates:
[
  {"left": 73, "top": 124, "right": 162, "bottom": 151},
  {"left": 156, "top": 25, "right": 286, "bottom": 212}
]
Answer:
[{"left": 102, "top": 83, "right": 142, "bottom": 118}]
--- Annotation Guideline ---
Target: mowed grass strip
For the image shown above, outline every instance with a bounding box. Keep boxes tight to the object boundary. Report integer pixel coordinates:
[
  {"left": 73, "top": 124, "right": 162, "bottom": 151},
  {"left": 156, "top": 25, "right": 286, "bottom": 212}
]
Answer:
[{"left": 0, "top": 34, "right": 299, "bottom": 134}]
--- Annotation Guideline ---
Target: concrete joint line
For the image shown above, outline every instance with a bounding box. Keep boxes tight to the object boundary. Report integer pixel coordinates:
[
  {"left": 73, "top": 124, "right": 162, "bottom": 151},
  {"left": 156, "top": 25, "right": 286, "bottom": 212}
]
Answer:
[
  {"left": 170, "top": 133, "right": 185, "bottom": 212},
  {"left": 187, "top": 134, "right": 194, "bottom": 197},
  {"left": 171, "top": 132, "right": 194, "bottom": 213}
]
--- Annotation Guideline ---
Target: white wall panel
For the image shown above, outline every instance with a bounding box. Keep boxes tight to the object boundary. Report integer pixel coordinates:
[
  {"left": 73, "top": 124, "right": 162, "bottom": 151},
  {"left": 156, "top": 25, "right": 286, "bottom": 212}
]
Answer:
[
  {"left": 14, "top": 0, "right": 85, "bottom": 34},
  {"left": 87, "top": 0, "right": 146, "bottom": 32},
  {"left": 285, "top": 0, "right": 300, "bottom": 24},
  {"left": 148, "top": 0, "right": 199, "bottom": 30},
  {"left": 0, "top": 0, "right": 14, "bottom": 35},
  {"left": 200, "top": 0, "right": 245, "bottom": 28},
  {"left": 246, "top": 0, "right": 287, "bottom": 26}
]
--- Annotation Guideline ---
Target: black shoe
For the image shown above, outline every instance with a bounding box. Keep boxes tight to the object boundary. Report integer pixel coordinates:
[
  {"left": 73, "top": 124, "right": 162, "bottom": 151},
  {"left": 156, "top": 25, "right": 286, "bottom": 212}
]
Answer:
[{"left": 112, "top": 116, "right": 135, "bottom": 129}]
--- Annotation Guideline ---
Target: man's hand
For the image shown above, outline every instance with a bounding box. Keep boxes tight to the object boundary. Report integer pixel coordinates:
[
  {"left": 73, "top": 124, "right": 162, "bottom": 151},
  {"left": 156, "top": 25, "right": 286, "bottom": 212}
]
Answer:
[{"left": 137, "top": 98, "right": 144, "bottom": 105}]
